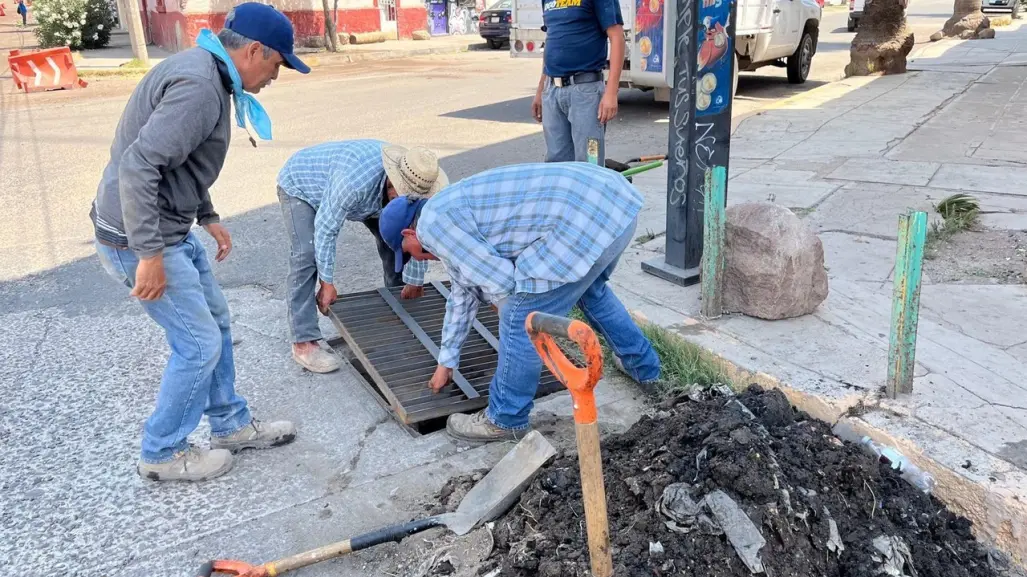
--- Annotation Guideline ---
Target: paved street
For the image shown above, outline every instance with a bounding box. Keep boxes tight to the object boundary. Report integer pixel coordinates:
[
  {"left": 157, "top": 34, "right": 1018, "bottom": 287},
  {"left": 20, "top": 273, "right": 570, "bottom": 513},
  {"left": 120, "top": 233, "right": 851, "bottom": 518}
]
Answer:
[{"left": 1, "top": 1, "right": 1022, "bottom": 574}]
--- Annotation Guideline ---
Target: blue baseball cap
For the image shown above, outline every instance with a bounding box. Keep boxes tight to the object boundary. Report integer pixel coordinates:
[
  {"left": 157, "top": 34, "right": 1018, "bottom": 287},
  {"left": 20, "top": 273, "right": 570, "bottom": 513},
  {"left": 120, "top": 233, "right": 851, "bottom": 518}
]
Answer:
[
  {"left": 380, "top": 197, "right": 428, "bottom": 273},
  {"left": 225, "top": 2, "right": 310, "bottom": 74}
]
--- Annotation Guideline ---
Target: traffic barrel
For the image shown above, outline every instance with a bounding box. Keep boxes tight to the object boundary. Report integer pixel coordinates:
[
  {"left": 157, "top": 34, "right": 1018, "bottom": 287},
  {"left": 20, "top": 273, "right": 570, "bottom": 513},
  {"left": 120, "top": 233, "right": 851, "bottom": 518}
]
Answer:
[{"left": 8, "top": 47, "right": 88, "bottom": 94}]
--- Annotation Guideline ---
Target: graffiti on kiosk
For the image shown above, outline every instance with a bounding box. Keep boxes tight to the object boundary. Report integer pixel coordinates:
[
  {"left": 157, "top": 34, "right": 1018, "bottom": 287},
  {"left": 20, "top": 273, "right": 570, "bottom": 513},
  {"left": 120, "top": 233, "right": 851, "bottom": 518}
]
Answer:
[{"left": 448, "top": 4, "right": 479, "bottom": 34}]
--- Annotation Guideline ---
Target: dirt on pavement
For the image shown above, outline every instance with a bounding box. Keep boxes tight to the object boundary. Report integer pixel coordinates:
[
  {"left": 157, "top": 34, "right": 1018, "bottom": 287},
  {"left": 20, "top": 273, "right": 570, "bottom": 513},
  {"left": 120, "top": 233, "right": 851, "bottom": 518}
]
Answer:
[
  {"left": 925, "top": 229, "right": 1027, "bottom": 285},
  {"left": 452, "top": 386, "right": 1015, "bottom": 577}
]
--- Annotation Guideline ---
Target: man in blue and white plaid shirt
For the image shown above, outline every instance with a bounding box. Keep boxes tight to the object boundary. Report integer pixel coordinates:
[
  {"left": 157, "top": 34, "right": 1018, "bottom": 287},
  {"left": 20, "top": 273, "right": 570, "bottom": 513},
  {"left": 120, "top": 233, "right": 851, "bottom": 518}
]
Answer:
[
  {"left": 379, "top": 162, "right": 662, "bottom": 443},
  {"left": 277, "top": 139, "right": 448, "bottom": 373}
]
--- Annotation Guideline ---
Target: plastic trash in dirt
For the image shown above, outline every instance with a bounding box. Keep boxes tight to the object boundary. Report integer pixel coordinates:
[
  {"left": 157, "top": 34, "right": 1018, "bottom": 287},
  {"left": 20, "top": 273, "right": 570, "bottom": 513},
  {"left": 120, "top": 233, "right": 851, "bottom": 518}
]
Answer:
[
  {"left": 657, "top": 484, "right": 766, "bottom": 574},
  {"left": 873, "top": 535, "right": 918, "bottom": 577},
  {"left": 702, "top": 490, "right": 767, "bottom": 574}
]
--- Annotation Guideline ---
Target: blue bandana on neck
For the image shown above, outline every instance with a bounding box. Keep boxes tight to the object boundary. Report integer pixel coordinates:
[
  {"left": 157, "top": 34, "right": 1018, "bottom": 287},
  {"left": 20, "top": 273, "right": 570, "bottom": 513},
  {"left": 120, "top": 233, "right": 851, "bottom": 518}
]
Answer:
[{"left": 195, "top": 28, "right": 272, "bottom": 145}]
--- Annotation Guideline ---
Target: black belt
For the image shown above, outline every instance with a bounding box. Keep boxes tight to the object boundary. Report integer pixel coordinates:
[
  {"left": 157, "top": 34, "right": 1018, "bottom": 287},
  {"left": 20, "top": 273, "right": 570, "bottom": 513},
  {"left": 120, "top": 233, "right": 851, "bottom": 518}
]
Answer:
[{"left": 551, "top": 71, "right": 603, "bottom": 88}]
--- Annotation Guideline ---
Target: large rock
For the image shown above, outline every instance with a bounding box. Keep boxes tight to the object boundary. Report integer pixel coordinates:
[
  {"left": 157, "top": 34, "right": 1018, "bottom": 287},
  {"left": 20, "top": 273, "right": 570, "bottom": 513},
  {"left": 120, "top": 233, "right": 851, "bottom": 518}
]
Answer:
[{"left": 724, "top": 203, "right": 829, "bottom": 320}]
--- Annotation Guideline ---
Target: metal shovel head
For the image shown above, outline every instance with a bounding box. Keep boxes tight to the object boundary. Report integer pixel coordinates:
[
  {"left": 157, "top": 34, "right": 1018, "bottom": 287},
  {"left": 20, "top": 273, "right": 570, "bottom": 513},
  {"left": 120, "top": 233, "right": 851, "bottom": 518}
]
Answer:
[{"left": 441, "top": 430, "right": 558, "bottom": 536}]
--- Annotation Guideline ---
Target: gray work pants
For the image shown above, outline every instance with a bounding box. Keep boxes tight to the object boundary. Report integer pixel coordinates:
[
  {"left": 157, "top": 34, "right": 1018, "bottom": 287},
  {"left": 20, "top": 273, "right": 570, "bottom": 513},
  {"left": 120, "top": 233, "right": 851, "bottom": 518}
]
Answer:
[{"left": 278, "top": 186, "right": 402, "bottom": 343}]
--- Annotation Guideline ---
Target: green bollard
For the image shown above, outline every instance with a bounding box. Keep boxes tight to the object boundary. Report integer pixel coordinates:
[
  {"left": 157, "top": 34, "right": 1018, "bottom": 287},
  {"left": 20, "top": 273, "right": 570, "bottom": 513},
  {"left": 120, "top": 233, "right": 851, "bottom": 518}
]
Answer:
[
  {"left": 887, "top": 211, "right": 928, "bottom": 398},
  {"left": 700, "top": 166, "right": 728, "bottom": 319}
]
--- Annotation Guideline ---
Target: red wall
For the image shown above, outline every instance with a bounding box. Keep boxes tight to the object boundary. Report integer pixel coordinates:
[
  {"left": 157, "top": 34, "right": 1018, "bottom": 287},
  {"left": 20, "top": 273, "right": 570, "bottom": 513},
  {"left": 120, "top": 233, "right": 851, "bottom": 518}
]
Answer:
[
  {"left": 147, "top": 7, "right": 386, "bottom": 51},
  {"left": 396, "top": 3, "right": 426, "bottom": 39}
]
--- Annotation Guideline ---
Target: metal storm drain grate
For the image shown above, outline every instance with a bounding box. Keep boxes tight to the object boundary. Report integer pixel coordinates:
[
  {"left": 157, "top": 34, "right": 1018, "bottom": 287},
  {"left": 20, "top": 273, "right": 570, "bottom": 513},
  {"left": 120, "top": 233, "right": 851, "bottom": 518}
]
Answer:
[{"left": 327, "top": 281, "right": 563, "bottom": 433}]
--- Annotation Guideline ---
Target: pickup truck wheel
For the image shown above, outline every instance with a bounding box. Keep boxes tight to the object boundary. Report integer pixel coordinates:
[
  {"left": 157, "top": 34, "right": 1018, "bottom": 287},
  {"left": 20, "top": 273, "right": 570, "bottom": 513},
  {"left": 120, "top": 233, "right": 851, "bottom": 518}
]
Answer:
[
  {"left": 847, "top": 17, "right": 856, "bottom": 32},
  {"left": 487, "top": 39, "right": 502, "bottom": 49},
  {"left": 787, "top": 30, "right": 814, "bottom": 84}
]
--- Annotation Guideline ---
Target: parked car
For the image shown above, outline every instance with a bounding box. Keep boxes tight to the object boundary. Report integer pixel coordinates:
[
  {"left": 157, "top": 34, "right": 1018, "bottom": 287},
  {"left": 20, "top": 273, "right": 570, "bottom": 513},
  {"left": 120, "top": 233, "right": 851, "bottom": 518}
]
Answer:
[
  {"left": 981, "top": 0, "right": 1020, "bottom": 18},
  {"left": 848, "top": 0, "right": 865, "bottom": 31},
  {"left": 480, "top": 0, "right": 513, "bottom": 49}
]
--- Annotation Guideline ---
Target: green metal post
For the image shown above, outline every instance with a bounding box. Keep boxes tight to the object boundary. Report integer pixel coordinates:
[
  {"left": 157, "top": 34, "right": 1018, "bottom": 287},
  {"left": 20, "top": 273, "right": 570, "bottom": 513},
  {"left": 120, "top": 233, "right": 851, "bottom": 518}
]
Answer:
[
  {"left": 887, "top": 211, "right": 928, "bottom": 398},
  {"left": 700, "top": 166, "right": 727, "bottom": 319}
]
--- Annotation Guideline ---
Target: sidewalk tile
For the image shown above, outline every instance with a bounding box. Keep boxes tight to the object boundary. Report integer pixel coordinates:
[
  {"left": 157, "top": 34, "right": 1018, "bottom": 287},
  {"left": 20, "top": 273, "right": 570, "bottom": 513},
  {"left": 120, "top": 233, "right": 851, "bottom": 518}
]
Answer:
[
  {"left": 929, "top": 164, "right": 1027, "bottom": 196},
  {"left": 919, "top": 284, "right": 1027, "bottom": 348},
  {"left": 827, "top": 158, "right": 941, "bottom": 186},
  {"left": 807, "top": 183, "right": 940, "bottom": 238},
  {"left": 727, "top": 181, "right": 840, "bottom": 209},
  {"left": 820, "top": 232, "right": 896, "bottom": 283}
]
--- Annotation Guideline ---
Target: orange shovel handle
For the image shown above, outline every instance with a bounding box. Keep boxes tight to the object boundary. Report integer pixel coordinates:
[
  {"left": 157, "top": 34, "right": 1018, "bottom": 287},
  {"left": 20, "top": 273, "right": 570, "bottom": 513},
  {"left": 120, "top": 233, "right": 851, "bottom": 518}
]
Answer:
[{"left": 525, "top": 312, "right": 604, "bottom": 424}]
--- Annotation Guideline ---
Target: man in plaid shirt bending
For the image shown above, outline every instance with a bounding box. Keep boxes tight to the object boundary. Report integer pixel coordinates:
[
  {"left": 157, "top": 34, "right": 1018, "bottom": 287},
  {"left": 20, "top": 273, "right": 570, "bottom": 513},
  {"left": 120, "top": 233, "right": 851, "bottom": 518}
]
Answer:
[
  {"left": 277, "top": 139, "right": 448, "bottom": 374},
  {"left": 378, "top": 162, "right": 662, "bottom": 443}
]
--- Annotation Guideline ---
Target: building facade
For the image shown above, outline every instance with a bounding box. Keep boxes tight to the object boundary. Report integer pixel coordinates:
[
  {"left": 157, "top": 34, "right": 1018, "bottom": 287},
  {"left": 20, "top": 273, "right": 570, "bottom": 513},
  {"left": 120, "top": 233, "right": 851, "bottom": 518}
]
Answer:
[{"left": 123, "top": 0, "right": 427, "bottom": 52}]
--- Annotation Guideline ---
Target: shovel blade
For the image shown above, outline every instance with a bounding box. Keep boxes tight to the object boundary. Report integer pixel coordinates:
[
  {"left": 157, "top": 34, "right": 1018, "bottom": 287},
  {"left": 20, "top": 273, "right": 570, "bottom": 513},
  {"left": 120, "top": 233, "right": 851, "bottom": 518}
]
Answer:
[{"left": 447, "top": 431, "right": 557, "bottom": 535}]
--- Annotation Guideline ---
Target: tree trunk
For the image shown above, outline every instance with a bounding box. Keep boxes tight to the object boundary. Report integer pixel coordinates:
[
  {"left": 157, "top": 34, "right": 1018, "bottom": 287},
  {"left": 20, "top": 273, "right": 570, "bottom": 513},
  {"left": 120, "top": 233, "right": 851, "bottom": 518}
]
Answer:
[
  {"left": 845, "top": 0, "right": 914, "bottom": 76},
  {"left": 322, "top": 0, "right": 339, "bottom": 51},
  {"left": 932, "top": 0, "right": 992, "bottom": 40}
]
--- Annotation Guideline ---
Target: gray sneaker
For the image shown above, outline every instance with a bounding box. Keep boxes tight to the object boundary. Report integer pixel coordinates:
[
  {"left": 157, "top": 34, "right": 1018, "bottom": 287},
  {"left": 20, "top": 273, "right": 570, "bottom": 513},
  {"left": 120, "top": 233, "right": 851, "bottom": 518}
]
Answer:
[
  {"left": 613, "top": 356, "right": 663, "bottom": 395},
  {"left": 211, "top": 419, "right": 297, "bottom": 453},
  {"left": 446, "top": 410, "right": 525, "bottom": 444},
  {"left": 137, "top": 446, "right": 234, "bottom": 482}
]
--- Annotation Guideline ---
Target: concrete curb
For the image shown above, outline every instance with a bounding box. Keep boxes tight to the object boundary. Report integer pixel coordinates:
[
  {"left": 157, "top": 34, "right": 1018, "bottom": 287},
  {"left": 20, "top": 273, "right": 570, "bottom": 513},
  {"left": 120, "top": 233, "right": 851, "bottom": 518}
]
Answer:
[
  {"left": 625, "top": 306, "right": 1027, "bottom": 567},
  {"left": 307, "top": 42, "right": 486, "bottom": 67}
]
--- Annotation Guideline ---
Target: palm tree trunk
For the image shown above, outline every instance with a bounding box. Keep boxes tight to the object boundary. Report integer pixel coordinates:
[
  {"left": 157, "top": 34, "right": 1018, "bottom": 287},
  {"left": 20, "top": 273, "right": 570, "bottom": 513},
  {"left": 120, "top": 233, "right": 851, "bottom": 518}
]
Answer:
[
  {"left": 846, "top": 0, "right": 914, "bottom": 76},
  {"left": 932, "top": 0, "right": 993, "bottom": 39}
]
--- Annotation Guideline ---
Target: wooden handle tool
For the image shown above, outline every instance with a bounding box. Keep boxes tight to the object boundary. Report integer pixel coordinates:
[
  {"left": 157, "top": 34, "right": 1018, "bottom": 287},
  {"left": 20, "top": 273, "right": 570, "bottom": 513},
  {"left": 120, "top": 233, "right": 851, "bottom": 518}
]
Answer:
[{"left": 526, "top": 312, "right": 613, "bottom": 577}]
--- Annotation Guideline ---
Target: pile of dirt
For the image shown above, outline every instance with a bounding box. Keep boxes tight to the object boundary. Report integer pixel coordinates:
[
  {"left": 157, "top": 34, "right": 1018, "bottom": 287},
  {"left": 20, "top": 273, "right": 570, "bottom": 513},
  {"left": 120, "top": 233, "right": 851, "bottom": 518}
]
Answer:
[{"left": 475, "top": 386, "right": 1011, "bottom": 577}]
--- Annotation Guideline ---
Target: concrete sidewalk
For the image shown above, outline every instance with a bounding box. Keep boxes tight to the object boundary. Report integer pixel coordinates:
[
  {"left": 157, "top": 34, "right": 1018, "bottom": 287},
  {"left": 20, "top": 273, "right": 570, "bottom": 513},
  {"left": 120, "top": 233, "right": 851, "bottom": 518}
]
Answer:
[
  {"left": 616, "top": 23, "right": 1027, "bottom": 565},
  {"left": 72, "top": 32, "right": 488, "bottom": 71}
]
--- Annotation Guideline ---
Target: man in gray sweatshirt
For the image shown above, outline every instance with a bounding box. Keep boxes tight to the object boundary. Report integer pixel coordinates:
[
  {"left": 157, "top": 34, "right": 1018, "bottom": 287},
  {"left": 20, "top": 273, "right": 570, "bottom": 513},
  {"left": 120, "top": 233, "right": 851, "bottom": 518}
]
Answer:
[{"left": 91, "top": 3, "right": 309, "bottom": 482}]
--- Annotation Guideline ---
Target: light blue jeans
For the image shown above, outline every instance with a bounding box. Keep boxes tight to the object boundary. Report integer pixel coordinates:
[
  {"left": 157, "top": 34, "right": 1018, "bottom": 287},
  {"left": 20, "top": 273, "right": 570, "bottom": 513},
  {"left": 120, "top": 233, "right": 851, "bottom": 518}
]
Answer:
[
  {"left": 485, "top": 218, "right": 661, "bottom": 430},
  {"left": 541, "top": 78, "right": 606, "bottom": 163},
  {"left": 95, "top": 232, "right": 252, "bottom": 463}
]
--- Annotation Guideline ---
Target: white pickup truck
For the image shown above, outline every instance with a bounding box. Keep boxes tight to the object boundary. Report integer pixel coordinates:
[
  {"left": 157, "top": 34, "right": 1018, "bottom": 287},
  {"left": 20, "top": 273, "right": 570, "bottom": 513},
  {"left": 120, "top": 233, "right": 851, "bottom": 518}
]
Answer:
[{"left": 510, "top": 0, "right": 822, "bottom": 101}]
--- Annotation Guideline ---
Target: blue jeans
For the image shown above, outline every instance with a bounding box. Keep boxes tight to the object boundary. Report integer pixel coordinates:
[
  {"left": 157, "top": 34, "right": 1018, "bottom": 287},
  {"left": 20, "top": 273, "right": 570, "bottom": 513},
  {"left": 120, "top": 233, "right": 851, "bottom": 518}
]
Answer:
[
  {"left": 485, "top": 218, "right": 660, "bottom": 430},
  {"left": 541, "top": 78, "right": 606, "bottom": 163},
  {"left": 95, "top": 232, "right": 251, "bottom": 463}
]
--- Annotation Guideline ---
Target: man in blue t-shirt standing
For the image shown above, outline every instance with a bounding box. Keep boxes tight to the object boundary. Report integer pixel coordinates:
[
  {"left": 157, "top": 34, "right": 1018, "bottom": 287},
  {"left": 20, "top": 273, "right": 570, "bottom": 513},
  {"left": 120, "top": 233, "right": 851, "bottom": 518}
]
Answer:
[{"left": 531, "top": 0, "right": 625, "bottom": 163}]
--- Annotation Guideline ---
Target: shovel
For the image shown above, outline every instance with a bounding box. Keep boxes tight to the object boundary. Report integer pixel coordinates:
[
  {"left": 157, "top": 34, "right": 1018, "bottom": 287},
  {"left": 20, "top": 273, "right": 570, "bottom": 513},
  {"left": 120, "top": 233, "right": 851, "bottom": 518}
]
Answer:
[
  {"left": 525, "top": 312, "right": 613, "bottom": 577},
  {"left": 198, "top": 430, "right": 557, "bottom": 577}
]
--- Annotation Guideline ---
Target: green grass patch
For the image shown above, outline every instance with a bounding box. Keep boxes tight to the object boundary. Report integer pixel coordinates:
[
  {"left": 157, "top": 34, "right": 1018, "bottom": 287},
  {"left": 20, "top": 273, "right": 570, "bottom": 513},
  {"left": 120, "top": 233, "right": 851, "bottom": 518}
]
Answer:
[
  {"left": 925, "top": 193, "right": 980, "bottom": 259},
  {"left": 78, "top": 67, "right": 149, "bottom": 79},
  {"left": 568, "top": 307, "right": 729, "bottom": 397}
]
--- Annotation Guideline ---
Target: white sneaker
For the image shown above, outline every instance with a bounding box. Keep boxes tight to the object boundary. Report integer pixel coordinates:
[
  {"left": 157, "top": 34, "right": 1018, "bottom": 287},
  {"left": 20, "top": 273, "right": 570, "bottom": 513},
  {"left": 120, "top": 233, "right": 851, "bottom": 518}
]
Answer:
[{"left": 292, "top": 346, "right": 341, "bottom": 373}]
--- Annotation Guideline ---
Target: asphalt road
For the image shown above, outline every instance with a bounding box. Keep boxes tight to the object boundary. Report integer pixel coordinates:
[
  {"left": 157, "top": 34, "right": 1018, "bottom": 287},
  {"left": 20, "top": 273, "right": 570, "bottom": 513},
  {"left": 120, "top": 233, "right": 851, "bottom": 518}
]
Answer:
[{"left": 0, "top": 0, "right": 957, "bottom": 310}]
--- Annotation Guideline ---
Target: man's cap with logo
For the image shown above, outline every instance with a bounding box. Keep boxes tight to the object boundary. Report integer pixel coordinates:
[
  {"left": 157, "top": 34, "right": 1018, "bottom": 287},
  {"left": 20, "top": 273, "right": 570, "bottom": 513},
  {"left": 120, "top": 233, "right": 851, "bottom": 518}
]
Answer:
[
  {"left": 225, "top": 2, "right": 310, "bottom": 74},
  {"left": 380, "top": 197, "right": 428, "bottom": 273}
]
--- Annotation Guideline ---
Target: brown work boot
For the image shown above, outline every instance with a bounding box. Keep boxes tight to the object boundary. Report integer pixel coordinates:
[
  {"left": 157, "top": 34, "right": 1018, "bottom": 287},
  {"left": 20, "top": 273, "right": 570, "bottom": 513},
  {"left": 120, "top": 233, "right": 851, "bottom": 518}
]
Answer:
[
  {"left": 446, "top": 410, "right": 526, "bottom": 444},
  {"left": 211, "top": 419, "right": 297, "bottom": 453},
  {"left": 137, "top": 446, "right": 234, "bottom": 482}
]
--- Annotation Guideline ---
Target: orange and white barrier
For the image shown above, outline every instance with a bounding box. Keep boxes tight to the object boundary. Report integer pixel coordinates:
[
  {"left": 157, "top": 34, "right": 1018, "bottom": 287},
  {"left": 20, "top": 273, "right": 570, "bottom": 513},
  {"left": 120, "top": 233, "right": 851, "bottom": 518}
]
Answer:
[{"left": 8, "top": 47, "right": 88, "bottom": 94}]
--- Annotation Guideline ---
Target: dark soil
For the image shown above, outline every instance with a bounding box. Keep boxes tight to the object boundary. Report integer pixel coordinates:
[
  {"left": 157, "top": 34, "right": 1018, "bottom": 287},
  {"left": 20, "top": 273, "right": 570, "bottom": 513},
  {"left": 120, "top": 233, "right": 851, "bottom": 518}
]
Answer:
[{"left": 475, "top": 386, "right": 1011, "bottom": 577}]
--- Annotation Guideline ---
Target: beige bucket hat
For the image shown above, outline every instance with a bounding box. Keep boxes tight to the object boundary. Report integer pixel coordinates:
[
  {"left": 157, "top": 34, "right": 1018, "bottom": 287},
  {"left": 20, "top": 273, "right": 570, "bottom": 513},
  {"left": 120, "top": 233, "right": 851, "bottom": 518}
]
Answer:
[{"left": 381, "top": 144, "right": 450, "bottom": 198}]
